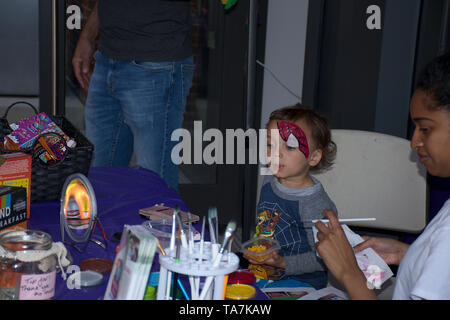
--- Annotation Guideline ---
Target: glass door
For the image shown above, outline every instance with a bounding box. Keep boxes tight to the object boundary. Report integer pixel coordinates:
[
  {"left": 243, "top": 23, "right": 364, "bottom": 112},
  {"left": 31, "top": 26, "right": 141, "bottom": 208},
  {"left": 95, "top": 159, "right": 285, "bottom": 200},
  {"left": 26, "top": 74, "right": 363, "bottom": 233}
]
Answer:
[
  {"left": 179, "top": 0, "right": 218, "bottom": 186},
  {"left": 61, "top": 0, "right": 265, "bottom": 240},
  {"left": 64, "top": 0, "right": 93, "bottom": 134},
  {"left": 177, "top": 0, "right": 263, "bottom": 239}
]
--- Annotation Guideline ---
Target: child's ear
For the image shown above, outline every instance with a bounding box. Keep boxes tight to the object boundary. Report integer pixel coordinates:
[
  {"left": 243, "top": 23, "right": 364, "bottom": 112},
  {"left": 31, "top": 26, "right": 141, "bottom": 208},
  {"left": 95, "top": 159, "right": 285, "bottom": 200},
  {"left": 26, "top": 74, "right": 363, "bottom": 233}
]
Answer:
[{"left": 308, "top": 149, "right": 322, "bottom": 167}]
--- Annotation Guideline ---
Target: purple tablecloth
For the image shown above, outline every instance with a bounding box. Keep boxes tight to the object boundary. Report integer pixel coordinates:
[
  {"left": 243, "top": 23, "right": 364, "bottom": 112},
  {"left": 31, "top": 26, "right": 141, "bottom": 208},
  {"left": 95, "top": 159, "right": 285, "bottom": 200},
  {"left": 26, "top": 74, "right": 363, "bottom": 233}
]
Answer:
[
  {"left": 28, "top": 166, "right": 189, "bottom": 300},
  {"left": 27, "top": 166, "right": 266, "bottom": 300}
]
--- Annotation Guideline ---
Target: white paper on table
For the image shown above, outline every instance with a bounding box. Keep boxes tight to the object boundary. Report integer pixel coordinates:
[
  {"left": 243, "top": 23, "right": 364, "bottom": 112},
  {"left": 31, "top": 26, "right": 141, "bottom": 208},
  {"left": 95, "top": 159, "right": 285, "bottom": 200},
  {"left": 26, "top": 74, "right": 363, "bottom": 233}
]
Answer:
[
  {"left": 297, "top": 286, "right": 349, "bottom": 300},
  {"left": 312, "top": 224, "right": 393, "bottom": 289}
]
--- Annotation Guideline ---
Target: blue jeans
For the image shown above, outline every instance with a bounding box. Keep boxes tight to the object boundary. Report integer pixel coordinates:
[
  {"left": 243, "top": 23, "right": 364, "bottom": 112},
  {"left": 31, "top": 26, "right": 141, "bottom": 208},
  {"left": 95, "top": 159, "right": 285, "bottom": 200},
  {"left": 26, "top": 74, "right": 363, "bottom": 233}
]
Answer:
[{"left": 85, "top": 51, "right": 194, "bottom": 190}]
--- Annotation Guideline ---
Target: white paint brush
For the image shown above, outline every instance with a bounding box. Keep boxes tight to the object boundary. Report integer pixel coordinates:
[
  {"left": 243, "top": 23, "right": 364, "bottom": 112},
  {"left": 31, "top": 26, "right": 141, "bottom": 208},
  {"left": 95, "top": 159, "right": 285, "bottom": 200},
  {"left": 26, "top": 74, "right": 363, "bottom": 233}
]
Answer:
[
  {"left": 208, "top": 207, "right": 218, "bottom": 244},
  {"left": 199, "top": 220, "right": 236, "bottom": 300}
]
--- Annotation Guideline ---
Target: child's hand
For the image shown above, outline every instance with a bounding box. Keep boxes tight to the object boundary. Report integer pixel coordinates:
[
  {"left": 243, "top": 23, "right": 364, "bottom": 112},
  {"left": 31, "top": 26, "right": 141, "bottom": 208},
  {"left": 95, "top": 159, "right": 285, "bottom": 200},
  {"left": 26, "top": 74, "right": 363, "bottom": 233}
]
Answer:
[{"left": 247, "top": 252, "right": 286, "bottom": 269}]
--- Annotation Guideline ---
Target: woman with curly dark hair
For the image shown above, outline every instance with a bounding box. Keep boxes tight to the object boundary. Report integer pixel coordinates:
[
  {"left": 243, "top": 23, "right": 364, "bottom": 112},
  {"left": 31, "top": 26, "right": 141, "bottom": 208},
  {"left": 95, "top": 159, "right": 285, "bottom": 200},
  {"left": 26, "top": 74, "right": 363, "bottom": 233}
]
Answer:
[{"left": 315, "top": 53, "right": 450, "bottom": 300}]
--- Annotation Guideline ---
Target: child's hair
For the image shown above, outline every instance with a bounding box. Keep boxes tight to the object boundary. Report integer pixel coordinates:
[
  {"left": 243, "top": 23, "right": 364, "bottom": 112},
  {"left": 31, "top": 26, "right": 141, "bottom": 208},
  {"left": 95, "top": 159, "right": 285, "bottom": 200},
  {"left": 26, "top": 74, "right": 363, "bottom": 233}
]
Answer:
[
  {"left": 268, "top": 103, "right": 336, "bottom": 172},
  {"left": 416, "top": 52, "right": 450, "bottom": 114}
]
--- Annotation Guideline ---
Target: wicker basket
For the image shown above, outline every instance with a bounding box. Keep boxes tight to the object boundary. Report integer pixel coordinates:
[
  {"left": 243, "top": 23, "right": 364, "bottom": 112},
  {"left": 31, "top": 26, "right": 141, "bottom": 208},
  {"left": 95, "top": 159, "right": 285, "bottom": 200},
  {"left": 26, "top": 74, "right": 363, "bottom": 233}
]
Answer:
[{"left": 0, "top": 101, "right": 94, "bottom": 202}]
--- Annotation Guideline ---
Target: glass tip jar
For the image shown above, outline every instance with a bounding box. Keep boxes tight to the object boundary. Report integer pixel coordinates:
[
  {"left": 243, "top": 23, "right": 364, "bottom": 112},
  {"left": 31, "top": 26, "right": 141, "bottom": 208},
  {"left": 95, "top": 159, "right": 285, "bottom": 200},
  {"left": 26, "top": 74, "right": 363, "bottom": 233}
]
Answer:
[{"left": 0, "top": 229, "right": 58, "bottom": 300}]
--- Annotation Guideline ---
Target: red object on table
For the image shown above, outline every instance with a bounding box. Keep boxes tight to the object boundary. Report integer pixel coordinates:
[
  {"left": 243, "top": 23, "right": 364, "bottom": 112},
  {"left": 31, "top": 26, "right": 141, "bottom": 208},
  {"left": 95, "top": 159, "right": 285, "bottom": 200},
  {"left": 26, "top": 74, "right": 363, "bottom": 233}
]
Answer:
[{"left": 228, "top": 270, "right": 256, "bottom": 285}]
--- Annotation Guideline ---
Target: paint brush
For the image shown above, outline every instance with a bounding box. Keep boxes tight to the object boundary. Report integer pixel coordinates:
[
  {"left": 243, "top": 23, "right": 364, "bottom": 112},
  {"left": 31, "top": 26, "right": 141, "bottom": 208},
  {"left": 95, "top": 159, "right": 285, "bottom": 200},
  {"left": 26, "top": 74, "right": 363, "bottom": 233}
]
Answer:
[
  {"left": 213, "top": 220, "right": 236, "bottom": 267},
  {"left": 222, "top": 274, "right": 229, "bottom": 300},
  {"left": 175, "top": 206, "right": 197, "bottom": 299},
  {"left": 199, "top": 220, "right": 236, "bottom": 299},
  {"left": 157, "top": 239, "right": 166, "bottom": 256},
  {"left": 208, "top": 207, "right": 218, "bottom": 244},
  {"left": 200, "top": 216, "right": 206, "bottom": 256},
  {"left": 177, "top": 278, "right": 190, "bottom": 300},
  {"left": 175, "top": 205, "right": 188, "bottom": 248},
  {"left": 215, "top": 208, "right": 219, "bottom": 245},
  {"left": 227, "top": 235, "right": 234, "bottom": 262},
  {"left": 175, "top": 229, "right": 181, "bottom": 262},
  {"left": 166, "top": 212, "right": 177, "bottom": 299},
  {"left": 165, "top": 272, "right": 172, "bottom": 300},
  {"left": 171, "top": 230, "right": 181, "bottom": 300},
  {"left": 188, "top": 212, "right": 194, "bottom": 254},
  {"left": 196, "top": 216, "right": 206, "bottom": 300},
  {"left": 311, "top": 217, "right": 376, "bottom": 224},
  {"left": 170, "top": 212, "right": 177, "bottom": 252}
]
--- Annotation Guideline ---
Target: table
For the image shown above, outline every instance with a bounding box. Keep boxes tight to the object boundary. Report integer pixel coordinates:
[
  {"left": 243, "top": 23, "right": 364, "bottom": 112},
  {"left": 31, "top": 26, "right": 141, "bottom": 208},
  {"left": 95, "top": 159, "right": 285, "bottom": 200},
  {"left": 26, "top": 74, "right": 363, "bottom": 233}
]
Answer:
[
  {"left": 28, "top": 166, "right": 189, "bottom": 300},
  {"left": 27, "top": 166, "right": 266, "bottom": 300}
]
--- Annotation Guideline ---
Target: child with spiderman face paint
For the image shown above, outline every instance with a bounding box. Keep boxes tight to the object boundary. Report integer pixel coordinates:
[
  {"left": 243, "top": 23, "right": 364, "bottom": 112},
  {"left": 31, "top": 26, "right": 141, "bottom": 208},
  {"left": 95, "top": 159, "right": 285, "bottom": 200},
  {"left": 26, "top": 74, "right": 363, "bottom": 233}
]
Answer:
[
  {"left": 246, "top": 104, "right": 337, "bottom": 289},
  {"left": 266, "top": 108, "right": 335, "bottom": 188}
]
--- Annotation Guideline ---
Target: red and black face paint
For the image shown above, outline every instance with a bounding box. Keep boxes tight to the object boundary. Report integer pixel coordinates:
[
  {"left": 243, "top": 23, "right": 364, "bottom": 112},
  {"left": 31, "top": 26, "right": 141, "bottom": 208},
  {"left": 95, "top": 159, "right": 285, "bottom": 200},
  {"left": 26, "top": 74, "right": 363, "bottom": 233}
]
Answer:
[{"left": 277, "top": 121, "right": 310, "bottom": 158}]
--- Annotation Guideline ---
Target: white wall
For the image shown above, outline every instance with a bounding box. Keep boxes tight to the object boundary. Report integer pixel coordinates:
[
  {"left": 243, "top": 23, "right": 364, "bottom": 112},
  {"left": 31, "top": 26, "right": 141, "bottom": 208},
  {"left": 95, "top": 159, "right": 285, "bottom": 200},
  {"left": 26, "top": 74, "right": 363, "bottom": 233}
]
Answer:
[{"left": 256, "top": 0, "right": 310, "bottom": 201}]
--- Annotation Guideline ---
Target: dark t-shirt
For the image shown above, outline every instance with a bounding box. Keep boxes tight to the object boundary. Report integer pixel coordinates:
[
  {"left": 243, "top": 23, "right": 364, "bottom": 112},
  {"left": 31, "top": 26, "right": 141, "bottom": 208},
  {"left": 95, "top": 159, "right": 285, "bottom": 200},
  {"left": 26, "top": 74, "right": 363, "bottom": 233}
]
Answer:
[{"left": 98, "top": 0, "right": 192, "bottom": 61}]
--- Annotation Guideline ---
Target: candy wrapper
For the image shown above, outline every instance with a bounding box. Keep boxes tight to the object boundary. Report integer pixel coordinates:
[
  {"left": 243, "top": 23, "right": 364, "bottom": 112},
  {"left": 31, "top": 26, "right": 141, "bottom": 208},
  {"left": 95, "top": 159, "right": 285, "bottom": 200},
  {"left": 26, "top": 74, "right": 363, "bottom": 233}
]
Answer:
[
  {"left": 7, "top": 112, "right": 70, "bottom": 149},
  {"left": 34, "top": 134, "right": 67, "bottom": 165},
  {"left": 312, "top": 224, "right": 393, "bottom": 289},
  {"left": 4, "top": 112, "right": 73, "bottom": 166}
]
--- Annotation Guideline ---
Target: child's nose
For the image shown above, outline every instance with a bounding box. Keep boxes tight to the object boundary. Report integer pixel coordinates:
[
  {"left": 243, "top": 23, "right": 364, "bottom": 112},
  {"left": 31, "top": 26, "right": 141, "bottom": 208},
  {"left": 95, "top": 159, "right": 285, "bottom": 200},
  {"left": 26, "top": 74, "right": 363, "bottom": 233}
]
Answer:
[
  {"left": 272, "top": 148, "right": 282, "bottom": 158},
  {"left": 270, "top": 145, "right": 281, "bottom": 157}
]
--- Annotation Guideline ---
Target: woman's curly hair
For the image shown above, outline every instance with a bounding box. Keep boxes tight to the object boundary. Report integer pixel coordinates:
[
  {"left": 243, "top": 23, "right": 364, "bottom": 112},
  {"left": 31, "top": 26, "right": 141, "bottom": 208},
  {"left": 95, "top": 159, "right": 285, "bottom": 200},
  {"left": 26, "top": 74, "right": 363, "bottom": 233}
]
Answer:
[{"left": 416, "top": 52, "right": 450, "bottom": 113}]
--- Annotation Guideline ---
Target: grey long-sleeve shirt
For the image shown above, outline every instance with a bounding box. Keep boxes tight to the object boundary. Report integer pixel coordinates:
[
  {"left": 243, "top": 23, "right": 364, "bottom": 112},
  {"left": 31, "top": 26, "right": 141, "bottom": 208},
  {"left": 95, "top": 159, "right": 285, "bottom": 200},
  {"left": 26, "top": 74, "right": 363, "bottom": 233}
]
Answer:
[{"left": 256, "top": 175, "right": 338, "bottom": 276}]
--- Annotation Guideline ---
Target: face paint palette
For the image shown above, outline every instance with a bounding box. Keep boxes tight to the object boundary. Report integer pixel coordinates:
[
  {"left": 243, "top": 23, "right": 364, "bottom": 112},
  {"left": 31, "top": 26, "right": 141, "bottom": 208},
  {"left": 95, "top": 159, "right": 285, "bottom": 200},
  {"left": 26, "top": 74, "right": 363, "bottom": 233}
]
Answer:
[{"left": 225, "top": 284, "right": 256, "bottom": 300}]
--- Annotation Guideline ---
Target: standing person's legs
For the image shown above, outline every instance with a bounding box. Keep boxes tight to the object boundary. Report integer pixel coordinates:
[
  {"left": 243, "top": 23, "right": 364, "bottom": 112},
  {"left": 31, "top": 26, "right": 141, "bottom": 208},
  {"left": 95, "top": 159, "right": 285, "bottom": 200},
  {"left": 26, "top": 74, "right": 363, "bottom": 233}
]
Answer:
[
  {"left": 85, "top": 51, "right": 134, "bottom": 167},
  {"left": 116, "top": 56, "right": 194, "bottom": 190}
]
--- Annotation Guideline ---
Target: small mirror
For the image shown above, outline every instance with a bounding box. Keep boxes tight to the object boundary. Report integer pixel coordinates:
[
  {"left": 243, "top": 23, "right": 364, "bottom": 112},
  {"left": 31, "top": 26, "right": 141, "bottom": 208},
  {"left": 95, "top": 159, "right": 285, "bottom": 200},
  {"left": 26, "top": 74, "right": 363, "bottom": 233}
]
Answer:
[{"left": 60, "top": 173, "right": 107, "bottom": 252}]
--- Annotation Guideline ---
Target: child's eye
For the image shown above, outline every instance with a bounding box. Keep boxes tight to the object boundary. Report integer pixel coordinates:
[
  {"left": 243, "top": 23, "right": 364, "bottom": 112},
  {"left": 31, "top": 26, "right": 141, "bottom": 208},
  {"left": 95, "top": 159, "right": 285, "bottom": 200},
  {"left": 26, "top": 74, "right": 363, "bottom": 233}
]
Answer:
[
  {"left": 287, "top": 146, "right": 297, "bottom": 150},
  {"left": 419, "top": 127, "right": 430, "bottom": 133}
]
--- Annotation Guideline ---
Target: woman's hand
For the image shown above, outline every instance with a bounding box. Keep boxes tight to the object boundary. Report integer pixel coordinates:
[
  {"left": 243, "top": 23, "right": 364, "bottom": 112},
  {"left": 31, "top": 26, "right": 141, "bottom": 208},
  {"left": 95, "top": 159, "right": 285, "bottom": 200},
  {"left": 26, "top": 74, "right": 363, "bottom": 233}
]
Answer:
[
  {"left": 315, "top": 210, "right": 377, "bottom": 300},
  {"left": 353, "top": 236, "right": 409, "bottom": 266},
  {"left": 315, "top": 210, "right": 361, "bottom": 283}
]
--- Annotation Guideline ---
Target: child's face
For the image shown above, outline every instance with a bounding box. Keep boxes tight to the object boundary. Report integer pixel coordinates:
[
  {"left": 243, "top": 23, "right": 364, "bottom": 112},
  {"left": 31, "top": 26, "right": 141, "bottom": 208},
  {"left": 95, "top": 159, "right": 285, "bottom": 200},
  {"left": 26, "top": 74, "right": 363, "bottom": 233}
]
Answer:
[
  {"left": 410, "top": 89, "right": 450, "bottom": 178},
  {"left": 266, "top": 119, "right": 321, "bottom": 185}
]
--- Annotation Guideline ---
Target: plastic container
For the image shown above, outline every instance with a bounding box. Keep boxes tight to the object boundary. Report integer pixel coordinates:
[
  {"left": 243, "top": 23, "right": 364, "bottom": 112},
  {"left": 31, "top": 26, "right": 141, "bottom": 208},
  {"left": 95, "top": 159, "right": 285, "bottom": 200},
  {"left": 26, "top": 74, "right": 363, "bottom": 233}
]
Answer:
[
  {"left": 142, "top": 219, "right": 192, "bottom": 249},
  {"left": 225, "top": 284, "right": 256, "bottom": 300},
  {"left": 240, "top": 237, "right": 281, "bottom": 263},
  {"left": 228, "top": 270, "right": 256, "bottom": 285}
]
